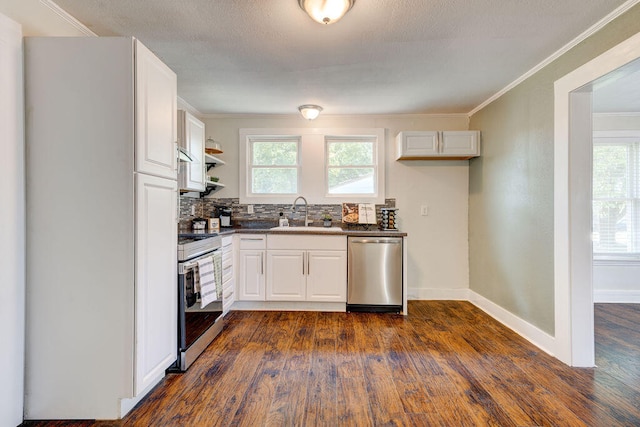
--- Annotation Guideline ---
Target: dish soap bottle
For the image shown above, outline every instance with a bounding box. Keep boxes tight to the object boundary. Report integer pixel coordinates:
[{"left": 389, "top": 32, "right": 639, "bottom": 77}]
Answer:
[{"left": 278, "top": 211, "right": 289, "bottom": 227}]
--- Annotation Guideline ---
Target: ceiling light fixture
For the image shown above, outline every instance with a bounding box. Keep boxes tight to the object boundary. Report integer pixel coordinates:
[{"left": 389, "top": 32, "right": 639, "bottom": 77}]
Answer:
[
  {"left": 298, "top": 104, "right": 323, "bottom": 120},
  {"left": 298, "top": 0, "right": 355, "bottom": 25}
]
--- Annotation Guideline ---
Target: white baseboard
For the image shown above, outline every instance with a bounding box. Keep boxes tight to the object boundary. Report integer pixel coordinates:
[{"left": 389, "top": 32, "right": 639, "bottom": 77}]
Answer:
[
  {"left": 408, "top": 288, "right": 557, "bottom": 358},
  {"left": 120, "top": 371, "right": 164, "bottom": 418},
  {"left": 594, "top": 289, "right": 640, "bottom": 303},
  {"left": 232, "top": 301, "right": 346, "bottom": 312},
  {"left": 407, "top": 287, "right": 470, "bottom": 300},
  {"left": 466, "top": 290, "right": 556, "bottom": 357}
]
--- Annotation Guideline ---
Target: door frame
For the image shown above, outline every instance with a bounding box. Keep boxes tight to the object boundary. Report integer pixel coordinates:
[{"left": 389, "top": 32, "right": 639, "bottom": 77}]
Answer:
[{"left": 554, "top": 30, "right": 640, "bottom": 366}]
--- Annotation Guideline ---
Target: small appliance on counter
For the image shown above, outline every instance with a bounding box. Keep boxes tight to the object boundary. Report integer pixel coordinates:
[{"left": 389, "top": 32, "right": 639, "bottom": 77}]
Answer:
[
  {"left": 213, "top": 205, "right": 232, "bottom": 227},
  {"left": 379, "top": 208, "right": 399, "bottom": 230},
  {"left": 192, "top": 218, "right": 207, "bottom": 231}
]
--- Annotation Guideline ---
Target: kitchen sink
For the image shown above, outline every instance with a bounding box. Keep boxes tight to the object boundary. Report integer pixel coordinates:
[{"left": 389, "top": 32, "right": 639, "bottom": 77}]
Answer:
[{"left": 270, "top": 226, "right": 343, "bottom": 232}]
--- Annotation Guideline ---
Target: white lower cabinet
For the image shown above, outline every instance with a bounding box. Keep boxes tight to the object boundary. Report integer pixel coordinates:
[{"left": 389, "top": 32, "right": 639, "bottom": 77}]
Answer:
[
  {"left": 306, "top": 251, "right": 347, "bottom": 301},
  {"left": 266, "top": 251, "right": 306, "bottom": 301},
  {"left": 266, "top": 235, "right": 347, "bottom": 302},
  {"left": 266, "top": 250, "right": 346, "bottom": 301},
  {"left": 221, "top": 235, "right": 235, "bottom": 314},
  {"left": 238, "top": 235, "right": 266, "bottom": 301}
]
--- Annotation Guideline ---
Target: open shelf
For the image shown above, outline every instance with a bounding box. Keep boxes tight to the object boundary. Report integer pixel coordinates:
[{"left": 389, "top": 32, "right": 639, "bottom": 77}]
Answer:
[
  {"left": 200, "top": 181, "right": 225, "bottom": 197},
  {"left": 204, "top": 153, "right": 225, "bottom": 171}
]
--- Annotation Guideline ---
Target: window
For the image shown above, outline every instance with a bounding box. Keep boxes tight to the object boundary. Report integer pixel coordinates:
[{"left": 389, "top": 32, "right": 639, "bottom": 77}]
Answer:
[
  {"left": 326, "top": 138, "right": 376, "bottom": 195},
  {"left": 239, "top": 128, "right": 385, "bottom": 204},
  {"left": 592, "top": 133, "right": 640, "bottom": 258},
  {"left": 249, "top": 137, "right": 299, "bottom": 195}
]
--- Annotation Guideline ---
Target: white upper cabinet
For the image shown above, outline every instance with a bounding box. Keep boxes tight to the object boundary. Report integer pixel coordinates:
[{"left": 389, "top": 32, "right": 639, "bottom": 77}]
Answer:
[
  {"left": 135, "top": 41, "right": 177, "bottom": 179},
  {"left": 177, "top": 110, "right": 206, "bottom": 192},
  {"left": 396, "top": 130, "right": 480, "bottom": 160}
]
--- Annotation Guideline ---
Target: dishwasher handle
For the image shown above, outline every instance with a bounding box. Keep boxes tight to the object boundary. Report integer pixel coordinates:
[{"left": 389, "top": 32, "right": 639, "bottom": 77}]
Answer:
[{"left": 349, "top": 238, "right": 402, "bottom": 245}]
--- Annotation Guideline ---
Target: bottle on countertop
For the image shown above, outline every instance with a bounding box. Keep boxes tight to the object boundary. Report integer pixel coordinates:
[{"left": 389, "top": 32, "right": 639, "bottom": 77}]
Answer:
[{"left": 278, "top": 211, "right": 289, "bottom": 227}]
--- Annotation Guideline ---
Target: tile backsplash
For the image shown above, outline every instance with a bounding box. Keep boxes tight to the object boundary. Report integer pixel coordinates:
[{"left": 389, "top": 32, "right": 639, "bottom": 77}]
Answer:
[{"left": 179, "top": 196, "right": 395, "bottom": 231}]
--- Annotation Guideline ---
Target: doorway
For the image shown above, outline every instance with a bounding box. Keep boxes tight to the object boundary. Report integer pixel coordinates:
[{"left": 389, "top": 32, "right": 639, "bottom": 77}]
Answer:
[{"left": 554, "top": 31, "right": 640, "bottom": 366}]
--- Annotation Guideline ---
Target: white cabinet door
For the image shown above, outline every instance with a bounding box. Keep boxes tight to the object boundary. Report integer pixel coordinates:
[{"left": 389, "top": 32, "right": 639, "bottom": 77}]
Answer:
[
  {"left": 177, "top": 110, "right": 205, "bottom": 191},
  {"left": 238, "top": 250, "right": 265, "bottom": 301},
  {"left": 396, "top": 131, "right": 439, "bottom": 160},
  {"left": 266, "top": 250, "right": 306, "bottom": 301},
  {"left": 306, "top": 251, "right": 347, "bottom": 302},
  {"left": 135, "top": 41, "right": 177, "bottom": 179},
  {"left": 221, "top": 237, "right": 234, "bottom": 314},
  {"left": 440, "top": 131, "right": 480, "bottom": 157},
  {"left": 134, "top": 173, "right": 177, "bottom": 394}
]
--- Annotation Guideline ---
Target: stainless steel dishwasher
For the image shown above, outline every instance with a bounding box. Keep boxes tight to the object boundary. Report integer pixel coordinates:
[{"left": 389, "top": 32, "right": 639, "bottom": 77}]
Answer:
[{"left": 347, "top": 236, "right": 403, "bottom": 313}]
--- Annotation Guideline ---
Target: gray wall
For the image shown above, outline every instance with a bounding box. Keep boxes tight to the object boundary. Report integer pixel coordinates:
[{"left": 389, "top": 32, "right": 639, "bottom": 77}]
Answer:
[{"left": 468, "top": 5, "right": 640, "bottom": 335}]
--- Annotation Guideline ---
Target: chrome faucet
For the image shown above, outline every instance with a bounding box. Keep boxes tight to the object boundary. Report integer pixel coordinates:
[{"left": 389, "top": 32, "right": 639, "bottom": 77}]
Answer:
[{"left": 292, "top": 196, "right": 312, "bottom": 226}]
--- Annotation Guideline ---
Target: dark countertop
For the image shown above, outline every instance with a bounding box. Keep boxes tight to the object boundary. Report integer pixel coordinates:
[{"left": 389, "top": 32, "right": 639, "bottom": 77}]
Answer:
[{"left": 179, "top": 223, "right": 407, "bottom": 238}]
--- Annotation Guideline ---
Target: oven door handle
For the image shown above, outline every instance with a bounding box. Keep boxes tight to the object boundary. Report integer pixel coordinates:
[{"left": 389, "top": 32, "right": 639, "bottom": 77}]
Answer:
[{"left": 180, "top": 252, "right": 216, "bottom": 271}]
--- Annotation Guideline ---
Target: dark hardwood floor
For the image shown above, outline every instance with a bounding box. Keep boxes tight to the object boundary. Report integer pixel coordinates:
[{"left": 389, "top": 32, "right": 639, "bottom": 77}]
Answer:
[{"left": 22, "top": 301, "right": 640, "bottom": 426}]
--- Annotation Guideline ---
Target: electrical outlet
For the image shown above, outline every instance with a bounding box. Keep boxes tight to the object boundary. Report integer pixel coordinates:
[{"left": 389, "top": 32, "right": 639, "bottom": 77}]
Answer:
[
  {"left": 247, "top": 204, "right": 254, "bottom": 214},
  {"left": 190, "top": 205, "right": 196, "bottom": 215},
  {"left": 420, "top": 205, "right": 428, "bottom": 216}
]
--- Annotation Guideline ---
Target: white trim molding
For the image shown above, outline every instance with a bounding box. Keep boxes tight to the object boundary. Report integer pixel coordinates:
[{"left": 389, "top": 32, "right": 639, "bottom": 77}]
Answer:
[
  {"left": 407, "top": 289, "right": 557, "bottom": 358},
  {"left": 554, "top": 30, "right": 640, "bottom": 367},
  {"left": 468, "top": 291, "right": 556, "bottom": 357},
  {"left": 39, "top": 0, "right": 96, "bottom": 36},
  {"left": 407, "top": 288, "right": 470, "bottom": 301},
  {"left": 469, "top": 0, "right": 640, "bottom": 117},
  {"left": 594, "top": 290, "right": 640, "bottom": 303}
]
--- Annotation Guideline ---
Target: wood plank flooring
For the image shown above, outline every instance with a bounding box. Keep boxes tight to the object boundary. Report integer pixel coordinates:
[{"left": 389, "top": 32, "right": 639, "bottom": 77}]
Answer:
[{"left": 22, "top": 301, "right": 640, "bottom": 426}]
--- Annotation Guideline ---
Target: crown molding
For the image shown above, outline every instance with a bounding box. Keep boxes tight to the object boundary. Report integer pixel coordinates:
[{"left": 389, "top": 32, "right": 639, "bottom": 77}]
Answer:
[
  {"left": 468, "top": 0, "right": 640, "bottom": 117},
  {"left": 177, "top": 97, "right": 202, "bottom": 116},
  {"left": 41, "top": 0, "right": 97, "bottom": 36}
]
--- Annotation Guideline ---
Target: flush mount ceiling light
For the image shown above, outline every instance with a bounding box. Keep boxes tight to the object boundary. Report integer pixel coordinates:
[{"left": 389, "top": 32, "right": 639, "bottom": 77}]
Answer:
[
  {"left": 298, "top": 104, "right": 323, "bottom": 120},
  {"left": 298, "top": 0, "right": 355, "bottom": 25}
]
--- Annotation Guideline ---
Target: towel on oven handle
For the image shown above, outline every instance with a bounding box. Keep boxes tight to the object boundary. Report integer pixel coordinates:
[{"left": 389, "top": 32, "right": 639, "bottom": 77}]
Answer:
[{"left": 196, "top": 255, "right": 219, "bottom": 308}]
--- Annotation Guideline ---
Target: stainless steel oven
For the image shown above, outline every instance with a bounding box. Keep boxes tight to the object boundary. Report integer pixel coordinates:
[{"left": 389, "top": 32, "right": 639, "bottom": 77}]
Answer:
[{"left": 171, "top": 235, "right": 224, "bottom": 371}]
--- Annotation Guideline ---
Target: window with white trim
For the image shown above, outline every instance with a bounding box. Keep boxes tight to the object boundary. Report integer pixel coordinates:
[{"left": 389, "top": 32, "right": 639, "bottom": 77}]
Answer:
[
  {"left": 592, "top": 134, "right": 640, "bottom": 258},
  {"left": 326, "top": 137, "right": 377, "bottom": 196},
  {"left": 239, "top": 128, "right": 385, "bottom": 204},
  {"left": 248, "top": 137, "right": 300, "bottom": 196}
]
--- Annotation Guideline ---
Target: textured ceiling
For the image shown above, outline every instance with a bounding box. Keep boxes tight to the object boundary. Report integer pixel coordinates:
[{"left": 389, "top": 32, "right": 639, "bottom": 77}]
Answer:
[{"left": 52, "top": 0, "right": 630, "bottom": 115}]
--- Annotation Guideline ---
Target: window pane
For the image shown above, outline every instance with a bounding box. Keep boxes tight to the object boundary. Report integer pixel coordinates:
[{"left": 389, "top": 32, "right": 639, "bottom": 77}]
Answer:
[
  {"left": 593, "top": 145, "right": 629, "bottom": 198},
  {"left": 592, "top": 140, "right": 640, "bottom": 256},
  {"left": 328, "top": 142, "right": 373, "bottom": 166},
  {"left": 252, "top": 141, "right": 297, "bottom": 166},
  {"left": 328, "top": 168, "right": 374, "bottom": 194},
  {"left": 592, "top": 200, "right": 630, "bottom": 253},
  {"left": 252, "top": 168, "right": 297, "bottom": 194}
]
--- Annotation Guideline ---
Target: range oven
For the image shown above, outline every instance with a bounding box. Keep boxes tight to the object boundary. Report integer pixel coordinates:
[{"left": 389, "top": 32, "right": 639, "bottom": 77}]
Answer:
[{"left": 171, "top": 234, "right": 224, "bottom": 371}]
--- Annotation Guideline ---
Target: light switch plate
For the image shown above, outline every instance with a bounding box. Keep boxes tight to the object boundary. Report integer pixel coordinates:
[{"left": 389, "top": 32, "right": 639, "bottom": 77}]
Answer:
[{"left": 421, "top": 205, "right": 428, "bottom": 216}]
